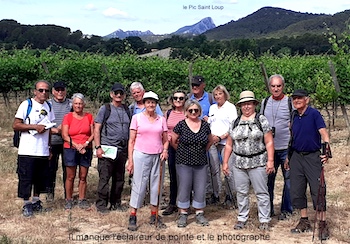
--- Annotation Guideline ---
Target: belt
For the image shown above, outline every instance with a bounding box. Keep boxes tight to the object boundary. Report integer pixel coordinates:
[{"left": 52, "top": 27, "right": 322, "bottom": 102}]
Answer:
[
  {"left": 234, "top": 149, "right": 266, "bottom": 158},
  {"left": 295, "top": 150, "right": 319, "bottom": 155}
]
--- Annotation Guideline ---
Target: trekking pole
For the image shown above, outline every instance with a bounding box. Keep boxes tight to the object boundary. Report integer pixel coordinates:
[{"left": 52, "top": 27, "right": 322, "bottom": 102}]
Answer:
[
  {"left": 224, "top": 175, "right": 238, "bottom": 209},
  {"left": 156, "top": 159, "right": 165, "bottom": 227}
]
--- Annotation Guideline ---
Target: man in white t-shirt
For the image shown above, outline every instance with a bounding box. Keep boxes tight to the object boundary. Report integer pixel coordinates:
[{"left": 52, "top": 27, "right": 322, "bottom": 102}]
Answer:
[{"left": 13, "top": 80, "right": 55, "bottom": 217}]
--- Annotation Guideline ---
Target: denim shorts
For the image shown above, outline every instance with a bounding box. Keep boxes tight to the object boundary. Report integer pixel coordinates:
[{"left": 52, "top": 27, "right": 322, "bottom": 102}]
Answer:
[{"left": 64, "top": 148, "right": 92, "bottom": 167}]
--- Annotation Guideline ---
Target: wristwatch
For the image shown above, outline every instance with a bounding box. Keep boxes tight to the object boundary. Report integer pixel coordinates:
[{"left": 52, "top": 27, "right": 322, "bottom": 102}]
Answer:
[{"left": 95, "top": 145, "right": 102, "bottom": 149}]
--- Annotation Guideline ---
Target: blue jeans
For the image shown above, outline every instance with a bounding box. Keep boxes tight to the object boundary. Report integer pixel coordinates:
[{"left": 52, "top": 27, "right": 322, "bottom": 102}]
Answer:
[{"left": 267, "top": 149, "right": 293, "bottom": 215}]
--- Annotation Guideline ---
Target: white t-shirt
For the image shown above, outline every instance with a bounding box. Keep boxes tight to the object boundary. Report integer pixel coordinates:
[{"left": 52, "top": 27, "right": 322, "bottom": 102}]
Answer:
[
  {"left": 15, "top": 99, "right": 55, "bottom": 156},
  {"left": 207, "top": 100, "right": 238, "bottom": 145}
]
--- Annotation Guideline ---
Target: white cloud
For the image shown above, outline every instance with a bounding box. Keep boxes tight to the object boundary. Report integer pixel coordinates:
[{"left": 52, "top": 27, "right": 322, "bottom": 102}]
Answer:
[
  {"left": 214, "top": 0, "right": 238, "bottom": 4},
  {"left": 103, "top": 7, "right": 128, "bottom": 18},
  {"left": 84, "top": 3, "right": 97, "bottom": 11}
]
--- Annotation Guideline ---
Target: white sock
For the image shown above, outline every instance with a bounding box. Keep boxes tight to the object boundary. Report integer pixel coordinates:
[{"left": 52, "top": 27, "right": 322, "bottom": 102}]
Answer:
[
  {"left": 196, "top": 210, "right": 204, "bottom": 215},
  {"left": 24, "top": 200, "right": 31, "bottom": 205},
  {"left": 32, "top": 196, "right": 40, "bottom": 203}
]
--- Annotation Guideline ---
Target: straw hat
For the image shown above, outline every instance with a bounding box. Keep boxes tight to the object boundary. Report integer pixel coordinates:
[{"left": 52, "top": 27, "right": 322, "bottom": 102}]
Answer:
[{"left": 236, "top": 90, "right": 259, "bottom": 106}]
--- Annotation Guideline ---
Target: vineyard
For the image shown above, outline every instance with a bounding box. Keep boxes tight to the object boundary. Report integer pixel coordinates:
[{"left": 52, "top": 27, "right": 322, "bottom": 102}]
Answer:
[{"left": 0, "top": 33, "right": 349, "bottom": 109}]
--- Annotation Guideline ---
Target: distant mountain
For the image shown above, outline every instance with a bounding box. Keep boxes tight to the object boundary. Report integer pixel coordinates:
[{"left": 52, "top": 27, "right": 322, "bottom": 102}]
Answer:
[
  {"left": 172, "top": 17, "right": 216, "bottom": 35},
  {"left": 105, "top": 29, "right": 154, "bottom": 39},
  {"left": 204, "top": 7, "right": 327, "bottom": 40}
]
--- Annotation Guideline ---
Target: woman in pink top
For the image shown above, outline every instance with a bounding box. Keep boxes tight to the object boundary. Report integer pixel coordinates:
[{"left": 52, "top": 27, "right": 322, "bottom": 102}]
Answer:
[
  {"left": 162, "top": 91, "right": 186, "bottom": 216},
  {"left": 61, "top": 93, "right": 94, "bottom": 210},
  {"left": 126, "top": 91, "right": 169, "bottom": 231}
]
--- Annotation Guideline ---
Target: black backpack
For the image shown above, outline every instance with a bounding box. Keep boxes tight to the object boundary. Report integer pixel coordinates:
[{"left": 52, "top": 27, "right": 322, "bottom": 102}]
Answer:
[
  {"left": 13, "top": 98, "right": 52, "bottom": 147},
  {"left": 232, "top": 112, "right": 264, "bottom": 132},
  {"left": 101, "top": 103, "right": 131, "bottom": 135}
]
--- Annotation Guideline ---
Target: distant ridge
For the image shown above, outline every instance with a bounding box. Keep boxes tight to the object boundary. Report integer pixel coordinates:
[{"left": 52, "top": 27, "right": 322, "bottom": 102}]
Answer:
[
  {"left": 172, "top": 17, "right": 216, "bottom": 35},
  {"left": 105, "top": 29, "right": 154, "bottom": 39}
]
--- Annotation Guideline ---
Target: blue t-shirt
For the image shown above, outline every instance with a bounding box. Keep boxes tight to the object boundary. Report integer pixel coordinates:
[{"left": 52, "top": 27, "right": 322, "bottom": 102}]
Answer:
[
  {"left": 291, "top": 106, "right": 326, "bottom": 152},
  {"left": 190, "top": 91, "right": 215, "bottom": 118},
  {"left": 129, "top": 102, "right": 163, "bottom": 116}
]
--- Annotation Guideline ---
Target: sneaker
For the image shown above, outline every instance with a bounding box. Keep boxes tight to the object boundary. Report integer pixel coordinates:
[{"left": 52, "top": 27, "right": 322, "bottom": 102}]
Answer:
[
  {"left": 278, "top": 211, "right": 292, "bottom": 221},
  {"left": 319, "top": 221, "right": 330, "bottom": 240},
  {"left": 128, "top": 215, "right": 137, "bottom": 231},
  {"left": 234, "top": 221, "right": 246, "bottom": 230},
  {"left": 110, "top": 203, "right": 127, "bottom": 212},
  {"left": 22, "top": 203, "right": 33, "bottom": 218},
  {"left": 196, "top": 212, "right": 209, "bottom": 226},
  {"left": 149, "top": 214, "right": 167, "bottom": 228},
  {"left": 64, "top": 199, "right": 74, "bottom": 210},
  {"left": 162, "top": 204, "right": 178, "bottom": 216},
  {"left": 78, "top": 199, "right": 90, "bottom": 209},
  {"left": 291, "top": 218, "right": 312, "bottom": 233},
  {"left": 259, "top": 222, "right": 269, "bottom": 231},
  {"left": 177, "top": 213, "right": 188, "bottom": 228},
  {"left": 32, "top": 200, "right": 43, "bottom": 212}
]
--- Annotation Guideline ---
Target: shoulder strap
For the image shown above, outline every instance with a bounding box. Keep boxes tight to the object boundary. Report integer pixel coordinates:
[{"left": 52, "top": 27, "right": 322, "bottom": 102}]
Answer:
[
  {"left": 208, "top": 93, "right": 214, "bottom": 105},
  {"left": 261, "top": 96, "right": 270, "bottom": 115},
  {"left": 288, "top": 96, "right": 293, "bottom": 114},
  {"left": 254, "top": 113, "right": 264, "bottom": 132},
  {"left": 45, "top": 100, "right": 52, "bottom": 111},
  {"left": 232, "top": 114, "right": 242, "bottom": 130},
  {"left": 166, "top": 109, "right": 172, "bottom": 121},
  {"left": 122, "top": 103, "right": 132, "bottom": 120},
  {"left": 25, "top": 98, "right": 33, "bottom": 120},
  {"left": 102, "top": 103, "right": 111, "bottom": 135}
]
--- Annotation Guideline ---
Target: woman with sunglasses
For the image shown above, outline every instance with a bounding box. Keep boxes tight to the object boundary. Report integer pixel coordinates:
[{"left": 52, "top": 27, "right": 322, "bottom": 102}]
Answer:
[
  {"left": 127, "top": 91, "right": 169, "bottom": 231},
  {"left": 162, "top": 91, "right": 187, "bottom": 216},
  {"left": 171, "top": 100, "right": 213, "bottom": 228},
  {"left": 204, "top": 85, "right": 238, "bottom": 207},
  {"left": 61, "top": 93, "right": 94, "bottom": 210}
]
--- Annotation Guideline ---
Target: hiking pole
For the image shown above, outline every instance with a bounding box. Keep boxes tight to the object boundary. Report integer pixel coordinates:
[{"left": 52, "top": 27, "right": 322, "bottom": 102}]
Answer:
[
  {"left": 156, "top": 159, "right": 165, "bottom": 227},
  {"left": 224, "top": 175, "right": 238, "bottom": 209}
]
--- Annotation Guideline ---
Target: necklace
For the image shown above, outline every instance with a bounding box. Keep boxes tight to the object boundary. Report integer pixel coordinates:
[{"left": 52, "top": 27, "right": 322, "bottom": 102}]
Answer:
[{"left": 271, "top": 98, "right": 282, "bottom": 126}]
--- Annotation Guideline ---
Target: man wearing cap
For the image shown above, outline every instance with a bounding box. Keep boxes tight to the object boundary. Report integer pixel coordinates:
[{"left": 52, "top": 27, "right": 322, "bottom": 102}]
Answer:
[
  {"left": 189, "top": 75, "right": 215, "bottom": 118},
  {"left": 286, "top": 89, "right": 330, "bottom": 240},
  {"left": 129, "top": 81, "right": 163, "bottom": 116},
  {"left": 94, "top": 83, "right": 131, "bottom": 213},
  {"left": 47, "top": 81, "right": 72, "bottom": 201},
  {"left": 260, "top": 74, "right": 293, "bottom": 220}
]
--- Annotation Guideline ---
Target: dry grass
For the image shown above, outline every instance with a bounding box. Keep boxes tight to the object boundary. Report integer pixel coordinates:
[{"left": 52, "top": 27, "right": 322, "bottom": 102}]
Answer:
[{"left": 0, "top": 103, "right": 349, "bottom": 244}]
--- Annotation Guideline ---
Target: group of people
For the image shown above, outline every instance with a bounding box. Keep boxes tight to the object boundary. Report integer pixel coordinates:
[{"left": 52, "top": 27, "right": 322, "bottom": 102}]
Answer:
[{"left": 13, "top": 74, "right": 331, "bottom": 240}]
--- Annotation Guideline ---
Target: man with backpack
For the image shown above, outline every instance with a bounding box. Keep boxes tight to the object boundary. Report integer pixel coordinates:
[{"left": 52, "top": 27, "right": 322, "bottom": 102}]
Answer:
[
  {"left": 260, "top": 74, "right": 293, "bottom": 220},
  {"left": 189, "top": 75, "right": 214, "bottom": 118},
  {"left": 46, "top": 81, "right": 72, "bottom": 201},
  {"left": 13, "top": 80, "right": 55, "bottom": 217},
  {"left": 94, "top": 83, "right": 131, "bottom": 213}
]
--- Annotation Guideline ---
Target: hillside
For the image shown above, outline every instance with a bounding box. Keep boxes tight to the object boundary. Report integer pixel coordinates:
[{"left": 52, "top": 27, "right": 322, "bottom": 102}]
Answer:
[{"left": 204, "top": 7, "right": 350, "bottom": 40}]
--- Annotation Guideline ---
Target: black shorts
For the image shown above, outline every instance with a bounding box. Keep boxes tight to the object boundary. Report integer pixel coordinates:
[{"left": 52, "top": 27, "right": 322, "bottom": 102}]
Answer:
[{"left": 64, "top": 148, "right": 92, "bottom": 168}]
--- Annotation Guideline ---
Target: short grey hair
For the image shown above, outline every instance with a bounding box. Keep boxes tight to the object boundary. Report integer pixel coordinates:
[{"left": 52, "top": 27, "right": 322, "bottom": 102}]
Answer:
[
  {"left": 130, "top": 82, "right": 144, "bottom": 92},
  {"left": 184, "top": 99, "right": 202, "bottom": 117},
  {"left": 212, "top": 84, "right": 230, "bottom": 101},
  {"left": 34, "top": 80, "right": 50, "bottom": 89},
  {"left": 268, "top": 74, "right": 285, "bottom": 87},
  {"left": 72, "top": 93, "right": 86, "bottom": 105}
]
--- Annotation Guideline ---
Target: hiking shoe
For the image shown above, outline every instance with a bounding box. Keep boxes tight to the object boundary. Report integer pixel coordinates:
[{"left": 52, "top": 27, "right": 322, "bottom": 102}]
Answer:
[
  {"left": 97, "top": 207, "right": 110, "bottom": 214},
  {"left": 234, "top": 221, "right": 246, "bottom": 230},
  {"left": 319, "top": 221, "right": 330, "bottom": 240},
  {"left": 291, "top": 218, "right": 312, "bottom": 233},
  {"left": 64, "top": 199, "right": 74, "bottom": 210},
  {"left": 32, "top": 200, "right": 43, "bottom": 212},
  {"left": 177, "top": 213, "right": 188, "bottom": 228},
  {"left": 259, "top": 222, "right": 270, "bottom": 231},
  {"left": 207, "top": 194, "right": 220, "bottom": 205},
  {"left": 278, "top": 211, "right": 292, "bottom": 221},
  {"left": 196, "top": 212, "right": 209, "bottom": 226},
  {"left": 162, "top": 204, "right": 178, "bottom": 216},
  {"left": 78, "top": 199, "right": 90, "bottom": 209},
  {"left": 223, "top": 195, "right": 238, "bottom": 209},
  {"left": 149, "top": 215, "right": 167, "bottom": 229},
  {"left": 128, "top": 215, "right": 137, "bottom": 231},
  {"left": 22, "top": 203, "right": 33, "bottom": 218},
  {"left": 110, "top": 203, "right": 127, "bottom": 212}
]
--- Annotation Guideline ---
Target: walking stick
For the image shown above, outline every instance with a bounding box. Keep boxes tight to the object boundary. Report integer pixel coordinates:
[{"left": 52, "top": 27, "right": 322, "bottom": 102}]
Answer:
[
  {"left": 156, "top": 159, "right": 165, "bottom": 227},
  {"left": 312, "top": 142, "right": 332, "bottom": 242}
]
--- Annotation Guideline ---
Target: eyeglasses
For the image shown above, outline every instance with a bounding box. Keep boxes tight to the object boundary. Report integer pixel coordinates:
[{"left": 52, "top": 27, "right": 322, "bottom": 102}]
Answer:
[
  {"left": 36, "top": 89, "right": 50, "bottom": 93},
  {"left": 270, "top": 84, "right": 282, "bottom": 88},
  {"left": 188, "top": 109, "right": 199, "bottom": 114},
  {"left": 173, "top": 96, "right": 185, "bottom": 101},
  {"left": 55, "top": 87, "right": 65, "bottom": 92},
  {"left": 191, "top": 83, "right": 200, "bottom": 87},
  {"left": 114, "top": 90, "right": 124, "bottom": 96}
]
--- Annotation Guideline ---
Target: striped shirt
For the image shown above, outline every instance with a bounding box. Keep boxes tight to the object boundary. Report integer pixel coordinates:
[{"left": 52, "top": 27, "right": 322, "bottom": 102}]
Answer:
[
  {"left": 50, "top": 98, "right": 72, "bottom": 145},
  {"left": 166, "top": 109, "right": 186, "bottom": 141}
]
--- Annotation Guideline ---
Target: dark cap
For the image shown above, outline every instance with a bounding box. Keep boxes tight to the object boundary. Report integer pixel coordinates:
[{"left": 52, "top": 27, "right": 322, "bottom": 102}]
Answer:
[
  {"left": 111, "top": 82, "right": 125, "bottom": 92},
  {"left": 292, "top": 89, "right": 308, "bottom": 97},
  {"left": 53, "top": 81, "right": 66, "bottom": 89},
  {"left": 191, "top": 75, "right": 205, "bottom": 85}
]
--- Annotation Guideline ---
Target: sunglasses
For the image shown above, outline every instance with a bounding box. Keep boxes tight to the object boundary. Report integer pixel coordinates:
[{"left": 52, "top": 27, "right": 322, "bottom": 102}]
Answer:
[
  {"left": 55, "top": 87, "right": 65, "bottom": 92},
  {"left": 191, "top": 83, "right": 200, "bottom": 87},
  {"left": 188, "top": 108, "right": 199, "bottom": 114},
  {"left": 270, "top": 84, "right": 282, "bottom": 88},
  {"left": 173, "top": 96, "right": 185, "bottom": 101},
  {"left": 114, "top": 90, "right": 124, "bottom": 96},
  {"left": 36, "top": 89, "right": 50, "bottom": 93}
]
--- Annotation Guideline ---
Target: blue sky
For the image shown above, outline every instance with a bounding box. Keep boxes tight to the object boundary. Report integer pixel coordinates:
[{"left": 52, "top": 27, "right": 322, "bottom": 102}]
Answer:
[{"left": 1, "top": 0, "right": 350, "bottom": 36}]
